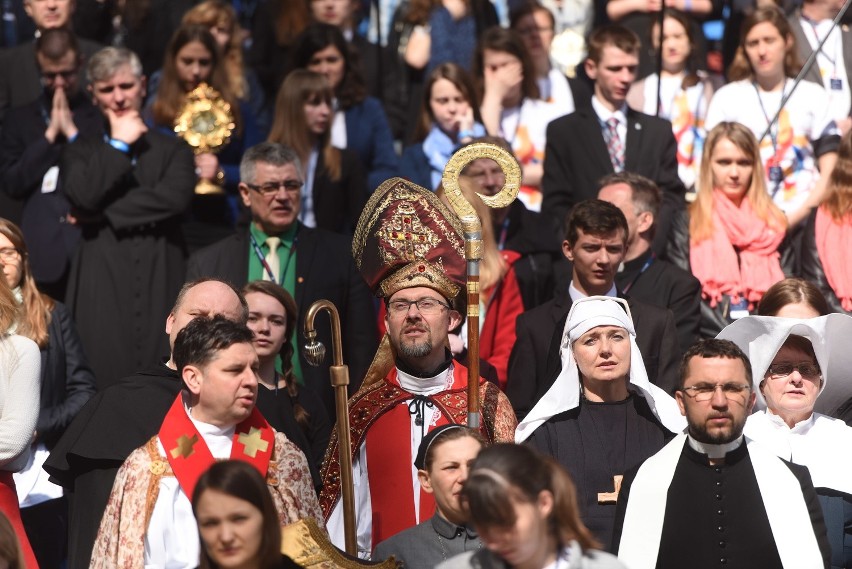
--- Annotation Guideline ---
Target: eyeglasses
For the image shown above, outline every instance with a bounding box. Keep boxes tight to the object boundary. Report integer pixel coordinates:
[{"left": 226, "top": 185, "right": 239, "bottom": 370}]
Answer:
[
  {"left": 766, "top": 362, "right": 821, "bottom": 379},
  {"left": 246, "top": 180, "right": 304, "bottom": 197},
  {"left": 0, "top": 248, "right": 19, "bottom": 262},
  {"left": 387, "top": 298, "right": 450, "bottom": 316},
  {"left": 680, "top": 383, "right": 751, "bottom": 403}
]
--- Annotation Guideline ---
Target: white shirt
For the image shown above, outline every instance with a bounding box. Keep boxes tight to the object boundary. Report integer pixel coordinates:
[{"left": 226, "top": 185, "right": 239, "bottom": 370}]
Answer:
[
  {"left": 327, "top": 365, "right": 456, "bottom": 558},
  {"left": 538, "top": 68, "right": 576, "bottom": 115},
  {"left": 144, "top": 412, "right": 235, "bottom": 569},
  {"left": 591, "top": 95, "right": 628, "bottom": 154},
  {"left": 744, "top": 410, "right": 852, "bottom": 494},
  {"left": 705, "top": 78, "right": 838, "bottom": 214},
  {"left": 800, "top": 16, "right": 852, "bottom": 120},
  {"left": 331, "top": 104, "right": 347, "bottom": 149},
  {"left": 568, "top": 280, "right": 617, "bottom": 303}
]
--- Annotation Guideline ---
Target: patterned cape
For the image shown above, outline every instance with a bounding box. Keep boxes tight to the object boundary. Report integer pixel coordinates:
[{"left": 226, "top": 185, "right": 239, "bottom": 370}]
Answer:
[{"left": 90, "top": 432, "right": 323, "bottom": 569}]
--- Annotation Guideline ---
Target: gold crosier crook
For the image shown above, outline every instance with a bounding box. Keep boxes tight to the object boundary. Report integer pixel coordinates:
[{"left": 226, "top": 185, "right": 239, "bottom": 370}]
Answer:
[
  {"left": 302, "top": 301, "right": 357, "bottom": 556},
  {"left": 441, "top": 142, "right": 521, "bottom": 427}
]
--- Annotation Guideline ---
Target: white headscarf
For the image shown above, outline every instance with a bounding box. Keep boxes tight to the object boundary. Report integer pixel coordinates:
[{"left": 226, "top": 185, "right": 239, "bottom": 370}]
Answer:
[
  {"left": 515, "top": 296, "right": 686, "bottom": 442},
  {"left": 716, "top": 314, "right": 852, "bottom": 415}
]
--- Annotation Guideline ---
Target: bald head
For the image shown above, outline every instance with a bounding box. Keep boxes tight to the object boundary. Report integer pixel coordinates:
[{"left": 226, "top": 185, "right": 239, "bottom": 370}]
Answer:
[{"left": 165, "top": 280, "right": 248, "bottom": 365}]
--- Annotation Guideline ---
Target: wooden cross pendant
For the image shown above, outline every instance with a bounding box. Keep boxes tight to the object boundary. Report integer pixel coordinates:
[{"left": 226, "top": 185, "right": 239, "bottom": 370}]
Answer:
[{"left": 597, "top": 474, "right": 623, "bottom": 504}]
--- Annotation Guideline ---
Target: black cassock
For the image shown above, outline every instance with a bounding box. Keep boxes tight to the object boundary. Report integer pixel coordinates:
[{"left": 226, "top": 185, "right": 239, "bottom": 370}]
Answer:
[
  {"left": 526, "top": 394, "right": 673, "bottom": 546},
  {"left": 61, "top": 130, "right": 195, "bottom": 389},
  {"left": 44, "top": 363, "right": 182, "bottom": 569}
]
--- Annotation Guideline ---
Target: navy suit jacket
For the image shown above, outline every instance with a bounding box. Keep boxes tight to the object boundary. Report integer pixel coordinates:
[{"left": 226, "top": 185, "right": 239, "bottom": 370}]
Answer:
[
  {"left": 541, "top": 107, "right": 685, "bottom": 256},
  {"left": 344, "top": 96, "right": 399, "bottom": 191}
]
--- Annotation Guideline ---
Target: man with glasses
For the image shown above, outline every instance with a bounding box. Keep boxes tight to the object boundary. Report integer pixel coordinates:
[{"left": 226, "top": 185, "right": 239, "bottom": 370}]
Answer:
[
  {"left": 613, "top": 339, "right": 831, "bottom": 568},
  {"left": 187, "top": 142, "right": 377, "bottom": 419},
  {"left": 320, "top": 178, "right": 517, "bottom": 557},
  {"left": 0, "top": 27, "right": 101, "bottom": 301}
]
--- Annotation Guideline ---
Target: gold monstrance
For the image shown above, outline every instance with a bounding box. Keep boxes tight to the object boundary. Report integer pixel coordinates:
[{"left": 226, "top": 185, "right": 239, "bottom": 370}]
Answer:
[{"left": 174, "top": 83, "right": 235, "bottom": 195}]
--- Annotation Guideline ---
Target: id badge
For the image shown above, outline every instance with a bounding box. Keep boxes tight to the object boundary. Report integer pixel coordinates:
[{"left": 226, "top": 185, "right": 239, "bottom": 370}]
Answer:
[
  {"left": 831, "top": 77, "right": 843, "bottom": 91},
  {"left": 768, "top": 165, "right": 784, "bottom": 183},
  {"left": 41, "top": 165, "right": 59, "bottom": 194},
  {"left": 729, "top": 297, "right": 750, "bottom": 320}
]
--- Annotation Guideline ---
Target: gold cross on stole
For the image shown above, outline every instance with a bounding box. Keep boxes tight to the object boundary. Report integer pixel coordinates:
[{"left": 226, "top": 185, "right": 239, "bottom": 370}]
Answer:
[
  {"left": 597, "top": 475, "right": 623, "bottom": 504},
  {"left": 170, "top": 434, "right": 199, "bottom": 459},
  {"left": 238, "top": 427, "right": 269, "bottom": 458}
]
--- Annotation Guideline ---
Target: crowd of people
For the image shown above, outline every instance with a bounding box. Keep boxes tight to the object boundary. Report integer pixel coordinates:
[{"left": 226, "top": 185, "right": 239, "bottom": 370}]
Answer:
[{"left": 1, "top": 0, "right": 852, "bottom": 567}]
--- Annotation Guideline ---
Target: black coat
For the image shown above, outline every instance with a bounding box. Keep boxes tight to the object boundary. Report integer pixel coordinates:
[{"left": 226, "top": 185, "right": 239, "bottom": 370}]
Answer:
[
  {"left": 0, "top": 94, "right": 102, "bottom": 291},
  {"left": 186, "top": 224, "right": 379, "bottom": 419},
  {"left": 541, "top": 107, "right": 685, "bottom": 257},
  {"left": 614, "top": 249, "right": 702, "bottom": 355},
  {"left": 43, "top": 363, "right": 183, "bottom": 569},
  {"left": 666, "top": 209, "right": 797, "bottom": 338},
  {"left": 312, "top": 147, "right": 368, "bottom": 235},
  {"left": 612, "top": 440, "right": 832, "bottom": 568},
  {"left": 505, "top": 290, "right": 681, "bottom": 420},
  {"left": 61, "top": 130, "right": 196, "bottom": 389},
  {"left": 800, "top": 208, "right": 851, "bottom": 316},
  {"left": 37, "top": 302, "right": 97, "bottom": 448}
]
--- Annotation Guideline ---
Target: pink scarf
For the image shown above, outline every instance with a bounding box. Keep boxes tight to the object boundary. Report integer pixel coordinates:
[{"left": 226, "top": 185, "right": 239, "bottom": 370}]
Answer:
[
  {"left": 690, "top": 191, "right": 785, "bottom": 308},
  {"left": 815, "top": 206, "right": 852, "bottom": 311}
]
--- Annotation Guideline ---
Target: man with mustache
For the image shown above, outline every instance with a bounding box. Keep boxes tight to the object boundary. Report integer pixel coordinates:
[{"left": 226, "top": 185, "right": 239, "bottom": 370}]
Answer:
[
  {"left": 320, "top": 178, "right": 517, "bottom": 558},
  {"left": 612, "top": 339, "right": 831, "bottom": 568},
  {"left": 187, "top": 142, "right": 377, "bottom": 420},
  {"left": 89, "top": 315, "right": 323, "bottom": 569}
]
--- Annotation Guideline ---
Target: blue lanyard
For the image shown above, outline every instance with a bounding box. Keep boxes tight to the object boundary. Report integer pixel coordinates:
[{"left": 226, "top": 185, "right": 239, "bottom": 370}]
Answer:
[
  {"left": 497, "top": 218, "right": 510, "bottom": 251},
  {"left": 248, "top": 229, "right": 299, "bottom": 286},
  {"left": 621, "top": 252, "right": 655, "bottom": 294}
]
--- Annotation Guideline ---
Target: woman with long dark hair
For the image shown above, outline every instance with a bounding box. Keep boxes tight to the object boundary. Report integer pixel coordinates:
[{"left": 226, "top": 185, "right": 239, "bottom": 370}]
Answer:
[
  {"left": 289, "top": 24, "right": 399, "bottom": 191},
  {"left": 193, "top": 460, "right": 301, "bottom": 569},
  {"left": 146, "top": 24, "right": 263, "bottom": 245},
  {"left": 268, "top": 70, "right": 367, "bottom": 234}
]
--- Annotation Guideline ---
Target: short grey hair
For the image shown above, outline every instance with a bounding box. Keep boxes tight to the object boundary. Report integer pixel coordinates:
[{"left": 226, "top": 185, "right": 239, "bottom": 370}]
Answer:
[
  {"left": 239, "top": 142, "right": 303, "bottom": 185},
  {"left": 87, "top": 46, "right": 143, "bottom": 84}
]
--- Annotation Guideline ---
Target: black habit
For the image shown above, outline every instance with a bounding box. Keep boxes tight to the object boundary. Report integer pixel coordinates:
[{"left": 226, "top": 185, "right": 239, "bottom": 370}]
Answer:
[
  {"left": 612, "top": 440, "right": 832, "bottom": 568},
  {"left": 526, "top": 394, "right": 673, "bottom": 545},
  {"left": 254, "top": 383, "right": 331, "bottom": 488},
  {"left": 61, "top": 130, "right": 195, "bottom": 389},
  {"left": 43, "top": 362, "right": 182, "bottom": 569}
]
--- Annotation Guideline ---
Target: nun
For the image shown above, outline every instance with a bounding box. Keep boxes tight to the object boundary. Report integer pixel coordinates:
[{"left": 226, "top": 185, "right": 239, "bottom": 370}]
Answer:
[
  {"left": 516, "top": 296, "right": 686, "bottom": 546},
  {"left": 718, "top": 314, "right": 852, "bottom": 569}
]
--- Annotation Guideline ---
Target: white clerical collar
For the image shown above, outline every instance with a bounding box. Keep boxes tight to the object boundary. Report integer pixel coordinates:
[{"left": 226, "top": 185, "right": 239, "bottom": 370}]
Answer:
[
  {"left": 591, "top": 95, "right": 627, "bottom": 125},
  {"left": 184, "top": 403, "right": 236, "bottom": 458},
  {"left": 397, "top": 363, "right": 454, "bottom": 396},
  {"left": 568, "top": 280, "right": 617, "bottom": 302},
  {"left": 687, "top": 434, "right": 744, "bottom": 459},
  {"left": 765, "top": 410, "right": 816, "bottom": 434}
]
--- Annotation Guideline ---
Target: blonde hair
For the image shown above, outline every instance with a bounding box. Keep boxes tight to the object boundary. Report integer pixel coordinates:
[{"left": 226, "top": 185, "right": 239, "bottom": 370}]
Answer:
[
  {"left": 690, "top": 122, "right": 787, "bottom": 243},
  {"left": 436, "top": 177, "right": 507, "bottom": 291},
  {"left": 822, "top": 129, "right": 852, "bottom": 222}
]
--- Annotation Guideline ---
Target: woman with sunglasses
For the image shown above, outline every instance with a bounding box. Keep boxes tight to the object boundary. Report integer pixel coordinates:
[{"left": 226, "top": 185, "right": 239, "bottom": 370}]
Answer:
[{"left": 720, "top": 314, "right": 852, "bottom": 569}]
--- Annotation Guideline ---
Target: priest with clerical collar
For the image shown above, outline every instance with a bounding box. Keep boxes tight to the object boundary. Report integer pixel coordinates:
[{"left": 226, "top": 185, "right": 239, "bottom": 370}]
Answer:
[
  {"left": 613, "top": 338, "right": 831, "bottom": 569},
  {"left": 515, "top": 296, "right": 685, "bottom": 545},
  {"left": 320, "top": 178, "right": 518, "bottom": 558},
  {"left": 90, "top": 315, "right": 324, "bottom": 569}
]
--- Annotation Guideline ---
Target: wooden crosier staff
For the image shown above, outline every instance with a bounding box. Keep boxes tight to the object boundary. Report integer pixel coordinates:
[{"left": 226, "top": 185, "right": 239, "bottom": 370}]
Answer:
[
  {"left": 441, "top": 143, "right": 521, "bottom": 427},
  {"left": 303, "top": 300, "right": 356, "bottom": 556}
]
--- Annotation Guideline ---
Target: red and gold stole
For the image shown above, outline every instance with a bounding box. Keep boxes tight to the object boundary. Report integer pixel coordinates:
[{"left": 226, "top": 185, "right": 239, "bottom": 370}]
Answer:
[{"left": 158, "top": 394, "right": 275, "bottom": 498}]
